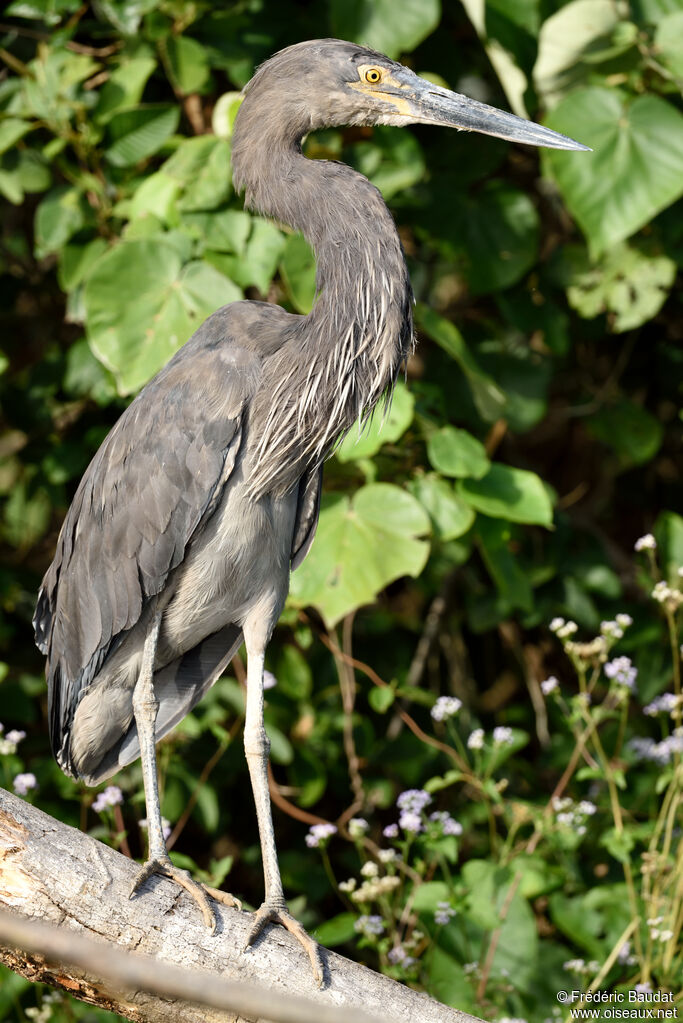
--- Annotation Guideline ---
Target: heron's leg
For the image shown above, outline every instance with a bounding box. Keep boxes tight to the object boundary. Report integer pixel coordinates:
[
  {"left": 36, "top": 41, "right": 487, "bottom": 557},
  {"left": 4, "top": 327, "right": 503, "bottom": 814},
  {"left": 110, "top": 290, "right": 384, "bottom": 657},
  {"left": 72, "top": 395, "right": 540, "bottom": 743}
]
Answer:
[
  {"left": 243, "top": 640, "right": 323, "bottom": 985},
  {"left": 129, "top": 612, "right": 240, "bottom": 928}
]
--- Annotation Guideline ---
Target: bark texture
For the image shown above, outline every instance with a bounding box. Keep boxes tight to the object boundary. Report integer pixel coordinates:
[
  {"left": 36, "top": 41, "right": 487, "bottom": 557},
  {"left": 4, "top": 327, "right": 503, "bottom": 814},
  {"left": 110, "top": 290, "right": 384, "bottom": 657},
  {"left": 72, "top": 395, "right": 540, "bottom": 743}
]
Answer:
[{"left": 0, "top": 788, "right": 482, "bottom": 1023}]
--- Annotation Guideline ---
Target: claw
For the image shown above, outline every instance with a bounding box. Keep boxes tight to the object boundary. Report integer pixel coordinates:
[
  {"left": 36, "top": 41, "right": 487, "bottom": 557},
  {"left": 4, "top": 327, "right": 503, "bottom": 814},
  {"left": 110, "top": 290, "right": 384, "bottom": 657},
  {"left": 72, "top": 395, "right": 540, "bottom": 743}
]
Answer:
[
  {"left": 245, "top": 902, "right": 324, "bottom": 986},
  {"left": 129, "top": 857, "right": 240, "bottom": 933}
]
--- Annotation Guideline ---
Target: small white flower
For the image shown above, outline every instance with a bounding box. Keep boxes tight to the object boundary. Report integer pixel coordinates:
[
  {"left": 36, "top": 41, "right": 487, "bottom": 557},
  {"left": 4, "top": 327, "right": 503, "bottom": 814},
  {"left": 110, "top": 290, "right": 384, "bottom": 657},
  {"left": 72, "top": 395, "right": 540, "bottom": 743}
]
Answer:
[
  {"left": 467, "top": 728, "right": 484, "bottom": 750},
  {"left": 493, "top": 726, "right": 514, "bottom": 746},
  {"left": 139, "top": 816, "right": 172, "bottom": 841},
  {"left": 557, "top": 621, "right": 578, "bottom": 639},
  {"left": 634, "top": 534, "right": 656, "bottom": 552},
  {"left": 541, "top": 676, "right": 558, "bottom": 695},
  {"left": 348, "top": 817, "right": 369, "bottom": 838},
  {"left": 383, "top": 822, "right": 399, "bottom": 839},
  {"left": 431, "top": 695, "right": 462, "bottom": 721},
  {"left": 616, "top": 613, "right": 633, "bottom": 628},
  {"left": 354, "top": 914, "right": 384, "bottom": 937},
  {"left": 339, "top": 878, "right": 357, "bottom": 893},
  {"left": 360, "top": 860, "right": 379, "bottom": 878},
  {"left": 549, "top": 618, "right": 565, "bottom": 633},
  {"left": 378, "top": 848, "right": 399, "bottom": 864}
]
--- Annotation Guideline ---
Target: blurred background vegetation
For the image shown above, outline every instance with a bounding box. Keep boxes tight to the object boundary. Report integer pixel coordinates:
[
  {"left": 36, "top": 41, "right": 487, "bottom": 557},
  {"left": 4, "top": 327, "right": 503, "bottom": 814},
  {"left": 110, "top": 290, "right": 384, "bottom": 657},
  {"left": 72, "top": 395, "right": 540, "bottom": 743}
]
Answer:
[{"left": 0, "top": 0, "right": 681, "bottom": 1020}]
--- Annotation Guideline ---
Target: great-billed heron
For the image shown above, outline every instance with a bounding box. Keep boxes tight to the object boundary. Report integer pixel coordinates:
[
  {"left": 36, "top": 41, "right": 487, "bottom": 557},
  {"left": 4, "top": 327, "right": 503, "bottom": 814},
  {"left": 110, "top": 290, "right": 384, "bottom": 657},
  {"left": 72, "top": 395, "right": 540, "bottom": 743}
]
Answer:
[{"left": 34, "top": 38, "right": 586, "bottom": 982}]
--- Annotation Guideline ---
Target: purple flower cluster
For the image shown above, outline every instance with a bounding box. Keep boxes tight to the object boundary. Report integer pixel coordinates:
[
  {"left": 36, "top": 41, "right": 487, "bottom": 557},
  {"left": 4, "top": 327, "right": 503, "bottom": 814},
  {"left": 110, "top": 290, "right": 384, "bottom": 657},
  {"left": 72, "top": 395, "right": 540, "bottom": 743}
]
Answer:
[
  {"left": 604, "top": 656, "right": 637, "bottom": 692},
  {"left": 354, "top": 914, "right": 384, "bottom": 938},
  {"left": 643, "top": 693, "right": 679, "bottom": 717},
  {"left": 396, "top": 789, "right": 432, "bottom": 834},
  {"left": 305, "top": 822, "right": 337, "bottom": 848},
  {"left": 388, "top": 945, "right": 416, "bottom": 967},
  {"left": 434, "top": 901, "right": 456, "bottom": 926},
  {"left": 13, "top": 772, "right": 37, "bottom": 796},
  {"left": 92, "top": 785, "right": 123, "bottom": 813},
  {"left": 429, "top": 811, "right": 463, "bottom": 837},
  {"left": 629, "top": 731, "right": 683, "bottom": 765}
]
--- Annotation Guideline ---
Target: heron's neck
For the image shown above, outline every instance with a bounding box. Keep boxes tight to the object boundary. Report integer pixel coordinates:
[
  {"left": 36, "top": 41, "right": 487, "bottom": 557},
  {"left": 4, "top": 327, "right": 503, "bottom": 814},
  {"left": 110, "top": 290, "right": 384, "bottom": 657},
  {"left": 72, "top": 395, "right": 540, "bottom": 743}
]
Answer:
[{"left": 232, "top": 131, "right": 413, "bottom": 493}]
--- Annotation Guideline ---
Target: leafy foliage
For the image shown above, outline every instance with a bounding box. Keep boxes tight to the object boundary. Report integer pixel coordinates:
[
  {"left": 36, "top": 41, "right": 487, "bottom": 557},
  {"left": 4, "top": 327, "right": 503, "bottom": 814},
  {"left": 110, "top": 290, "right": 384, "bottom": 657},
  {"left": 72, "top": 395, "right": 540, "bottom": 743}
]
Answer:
[{"left": 0, "top": 1, "right": 681, "bottom": 1021}]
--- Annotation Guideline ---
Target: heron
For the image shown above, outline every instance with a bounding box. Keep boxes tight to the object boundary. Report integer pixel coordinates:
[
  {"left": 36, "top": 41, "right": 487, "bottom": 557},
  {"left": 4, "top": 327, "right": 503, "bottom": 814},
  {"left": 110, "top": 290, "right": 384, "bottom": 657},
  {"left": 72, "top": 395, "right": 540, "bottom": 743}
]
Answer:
[{"left": 34, "top": 38, "right": 586, "bottom": 982}]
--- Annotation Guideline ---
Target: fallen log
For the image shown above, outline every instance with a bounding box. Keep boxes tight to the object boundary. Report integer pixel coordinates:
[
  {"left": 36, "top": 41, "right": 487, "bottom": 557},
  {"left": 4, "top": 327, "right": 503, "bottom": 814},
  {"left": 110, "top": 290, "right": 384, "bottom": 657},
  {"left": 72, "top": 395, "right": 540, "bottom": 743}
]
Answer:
[{"left": 0, "top": 788, "right": 482, "bottom": 1023}]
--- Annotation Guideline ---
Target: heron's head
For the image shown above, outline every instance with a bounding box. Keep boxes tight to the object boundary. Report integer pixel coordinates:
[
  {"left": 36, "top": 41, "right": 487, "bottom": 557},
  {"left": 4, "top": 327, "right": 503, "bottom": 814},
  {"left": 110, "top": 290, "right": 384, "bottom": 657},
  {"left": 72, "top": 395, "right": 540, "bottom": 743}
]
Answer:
[{"left": 242, "top": 38, "right": 588, "bottom": 152}]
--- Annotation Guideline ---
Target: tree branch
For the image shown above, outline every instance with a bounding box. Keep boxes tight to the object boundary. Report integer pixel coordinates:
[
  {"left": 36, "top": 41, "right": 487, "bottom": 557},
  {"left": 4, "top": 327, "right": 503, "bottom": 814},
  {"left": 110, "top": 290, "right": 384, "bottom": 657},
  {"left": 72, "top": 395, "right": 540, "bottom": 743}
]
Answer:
[{"left": 0, "top": 788, "right": 483, "bottom": 1023}]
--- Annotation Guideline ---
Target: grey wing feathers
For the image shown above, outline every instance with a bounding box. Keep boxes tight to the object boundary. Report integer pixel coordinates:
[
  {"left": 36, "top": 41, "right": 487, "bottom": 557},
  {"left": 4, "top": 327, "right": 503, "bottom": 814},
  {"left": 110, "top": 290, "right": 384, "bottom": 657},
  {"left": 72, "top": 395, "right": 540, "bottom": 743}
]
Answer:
[
  {"left": 291, "top": 464, "right": 323, "bottom": 570},
  {"left": 35, "top": 342, "right": 253, "bottom": 767}
]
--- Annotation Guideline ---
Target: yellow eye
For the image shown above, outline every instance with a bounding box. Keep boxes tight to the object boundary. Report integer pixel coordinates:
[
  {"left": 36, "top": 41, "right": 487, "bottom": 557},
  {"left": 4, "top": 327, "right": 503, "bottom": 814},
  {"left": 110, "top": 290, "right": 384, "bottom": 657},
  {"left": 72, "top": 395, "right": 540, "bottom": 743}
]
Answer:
[{"left": 364, "top": 67, "right": 383, "bottom": 84}]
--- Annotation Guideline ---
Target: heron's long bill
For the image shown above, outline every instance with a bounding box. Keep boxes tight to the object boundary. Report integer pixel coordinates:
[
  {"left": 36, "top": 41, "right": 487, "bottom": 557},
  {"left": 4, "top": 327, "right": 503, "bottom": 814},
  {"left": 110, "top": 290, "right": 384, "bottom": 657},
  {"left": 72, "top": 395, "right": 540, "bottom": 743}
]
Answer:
[{"left": 399, "top": 75, "right": 589, "bottom": 152}]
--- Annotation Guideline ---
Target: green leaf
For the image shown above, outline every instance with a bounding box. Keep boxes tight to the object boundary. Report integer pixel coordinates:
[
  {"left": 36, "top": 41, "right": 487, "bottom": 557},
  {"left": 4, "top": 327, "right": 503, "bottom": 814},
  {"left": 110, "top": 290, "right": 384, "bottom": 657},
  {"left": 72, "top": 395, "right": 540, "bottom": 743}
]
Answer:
[
  {"left": 368, "top": 686, "right": 395, "bottom": 713},
  {"left": 95, "top": 0, "right": 159, "bottom": 35},
  {"left": 128, "top": 171, "right": 181, "bottom": 222},
  {"left": 534, "top": 0, "right": 629, "bottom": 106},
  {"left": 543, "top": 88, "right": 683, "bottom": 256},
  {"left": 58, "top": 238, "right": 108, "bottom": 292},
  {"left": 330, "top": 0, "right": 441, "bottom": 59},
  {"left": 313, "top": 913, "right": 357, "bottom": 947},
  {"left": 212, "top": 218, "right": 286, "bottom": 294},
  {"left": 426, "top": 425, "right": 490, "bottom": 479},
  {"left": 274, "top": 645, "right": 312, "bottom": 701},
  {"left": 587, "top": 400, "right": 663, "bottom": 466},
  {"left": 95, "top": 48, "right": 157, "bottom": 123},
  {"left": 408, "top": 475, "right": 475, "bottom": 540},
  {"left": 212, "top": 92, "right": 244, "bottom": 140},
  {"left": 289, "top": 483, "right": 430, "bottom": 626},
  {"left": 449, "top": 182, "right": 540, "bottom": 294},
  {"left": 416, "top": 305, "right": 506, "bottom": 422},
  {"left": 336, "top": 382, "right": 415, "bottom": 462},
  {"left": 105, "top": 105, "right": 180, "bottom": 168},
  {"left": 653, "top": 511, "right": 683, "bottom": 582},
  {"left": 280, "top": 233, "right": 316, "bottom": 314},
  {"left": 348, "top": 126, "right": 425, "bottom": 200},
  {"left": 655, "top": 11, "right": 683, "bottom": 76},
  {"left": 84, "top": 239, "right": 242, "bottom": 394},
  {"left": 0, "top": 118, "right": 33, "bottom": 155},
  {"left": 164, "top": 35, "right": 210, "bottom": 95},
  {"left": 425, "top": 948, "right": 474, "bottom": 1012},
  {"left": 5, "top": 0, "right": 81, "bottom": 25},
  {"left": 34, "top": 186, "right": 90, "bottom": 258},
  {"left": 477, "top": 517, "right": 533, "bottom": 611},
  {"left": 0, "top": 149, "right": 51, "bottom": 204},
  {"left": 183, "top": 209, "right": 251, "bottom": 253},
  {"left": 560, "top": 243, "right": 676, "bottom": 332},
  {"left": 412, "top": 881, "right": 451, "bottom": 911},
  {"left": 457, "top": 464, "right": 553, "bottom": 526}
]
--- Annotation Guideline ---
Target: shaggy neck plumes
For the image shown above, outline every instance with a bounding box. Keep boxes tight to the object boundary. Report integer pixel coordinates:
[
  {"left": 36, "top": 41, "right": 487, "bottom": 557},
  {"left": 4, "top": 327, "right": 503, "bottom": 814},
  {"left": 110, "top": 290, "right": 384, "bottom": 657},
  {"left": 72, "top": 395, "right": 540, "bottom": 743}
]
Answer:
[{"left": 232, "top": 96, "right": 414, "bottom": 496}]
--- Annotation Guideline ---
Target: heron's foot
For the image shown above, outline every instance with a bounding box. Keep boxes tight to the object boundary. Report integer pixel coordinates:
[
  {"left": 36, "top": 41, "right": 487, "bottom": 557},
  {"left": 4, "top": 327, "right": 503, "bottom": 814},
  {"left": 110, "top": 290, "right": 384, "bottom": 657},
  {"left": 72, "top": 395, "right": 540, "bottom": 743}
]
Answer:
[
  {"left": 129, "top": 856, "right": 241, "bottom": 932},
  {"left": 245, "top": 901, "right": 323, "bottom": 986}
]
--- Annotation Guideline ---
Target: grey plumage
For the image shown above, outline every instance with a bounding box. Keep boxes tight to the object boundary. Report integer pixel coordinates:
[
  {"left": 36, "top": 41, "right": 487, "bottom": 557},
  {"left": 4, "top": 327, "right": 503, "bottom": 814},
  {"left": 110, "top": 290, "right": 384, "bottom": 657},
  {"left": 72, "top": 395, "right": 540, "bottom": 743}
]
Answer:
[{"left": 34, "top": 38, "right": 587, "bottom": 977}]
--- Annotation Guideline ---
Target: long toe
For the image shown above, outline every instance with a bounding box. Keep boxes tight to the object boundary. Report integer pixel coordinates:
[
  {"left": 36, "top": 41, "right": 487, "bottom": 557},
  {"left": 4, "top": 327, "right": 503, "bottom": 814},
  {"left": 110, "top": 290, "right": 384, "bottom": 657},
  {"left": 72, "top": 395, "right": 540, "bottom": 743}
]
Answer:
[
  {"left": 129, "top": 857, "right": 232, "bottom": 933},
  {"left": 245, "top": 902, "right": 324, "bottom": 986}
]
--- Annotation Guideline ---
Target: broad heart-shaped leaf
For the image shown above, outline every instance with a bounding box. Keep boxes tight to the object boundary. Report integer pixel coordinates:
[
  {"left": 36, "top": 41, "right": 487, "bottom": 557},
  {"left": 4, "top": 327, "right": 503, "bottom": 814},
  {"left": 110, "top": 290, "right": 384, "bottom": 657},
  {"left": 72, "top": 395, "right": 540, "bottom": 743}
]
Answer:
[
  {"left": 560, "top": 243, "right": 676, "bottom": 332},
  {"left": 457, "top": 463, "right": 553, "bottom": 527},
  {"left": 533, "top": 0, "right": 628, "bottom": 106},
  {"left": 105, "top": 105, "right": 180, "bottom": 168},
  {"left": 336, "top": 381, "right": 415, "bottom": 462},
  {"left": 408, "top": 474, "right": 476, "bottom": 541},
  {"left": 84, "top": 239, "right": 242, "bottom": 394},
  {"left": 543, "top": 88, "right": 683, "bottom": 257},
  {"left": 416, "top": 305, "right": 506, "bottom": 422},
  {"left": 280, "top": 232, "right": 316, "bottom": 314},
  {"left": 330, "top": 0, "right": 440, "bottom": 58},
  {"left": 427, "top": 425, "right": 490, "bottom": 479},
  {"left": 288, "top": 483, "right": 431, "bottom": 627}
]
